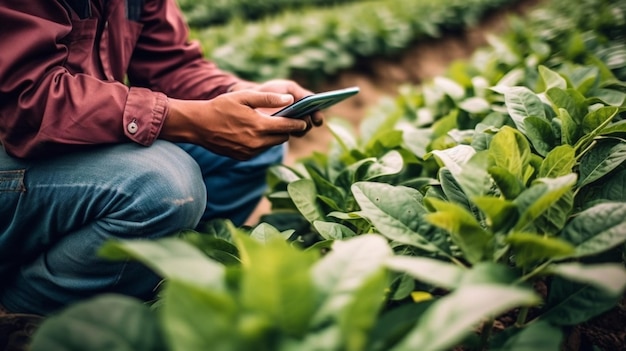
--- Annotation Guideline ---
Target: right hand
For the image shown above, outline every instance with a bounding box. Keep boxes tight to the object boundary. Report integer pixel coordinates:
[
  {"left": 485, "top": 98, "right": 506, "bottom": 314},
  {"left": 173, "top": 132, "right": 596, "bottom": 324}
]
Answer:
[{"left": 161, "top": 91, "right": 308, "bottom": 160}]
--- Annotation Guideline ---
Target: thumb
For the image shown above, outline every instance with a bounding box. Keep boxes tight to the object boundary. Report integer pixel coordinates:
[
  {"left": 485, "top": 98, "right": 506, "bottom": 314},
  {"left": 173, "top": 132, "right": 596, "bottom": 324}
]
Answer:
[{"left": 239, "top": 91, "right": 294, "bottom": 109}]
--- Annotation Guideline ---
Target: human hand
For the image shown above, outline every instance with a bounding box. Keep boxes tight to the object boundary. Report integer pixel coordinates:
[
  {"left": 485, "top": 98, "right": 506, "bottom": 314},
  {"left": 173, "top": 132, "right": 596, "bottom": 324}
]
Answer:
[
  {"left": 161, "top": 91, "right": 308, "bottom": 160},
  {"left": 229, "top": 79, "right": 324, "bottom": 136}
]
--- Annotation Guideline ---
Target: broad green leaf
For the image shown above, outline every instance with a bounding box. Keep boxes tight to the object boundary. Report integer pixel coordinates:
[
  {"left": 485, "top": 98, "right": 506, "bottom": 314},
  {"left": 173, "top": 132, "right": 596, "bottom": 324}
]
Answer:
[
  {"left": 367, "top": 301, "right": 434, "bottom": 351},
  {"left": 434, "top": 76, "right": 465, "bottom": 101},
  {"left": 328, "top": 118, "right": 358, "bottom": 153},
  {"left": 366, "top": 130, "right": 404, "bottom": 154},
  {"left": 458, "top": 97, "right": 490, "bottom": 114},
  {"left": 351, "top": 182, "right": 442, "bottom": 252},
  {"left": 546, "top": 88, "right": 588, "bottom": 123},
  {"left": 524, "top": 116, "right": 556, "bottom": 157},
  {"left": 592, "top": 167, "right": 626, "bottom": 202},
  {"left": 513, "top": 174, "right": 577, "bottom": 231},
  {"left": 578, "top": 139, "right": 626, "bottom": 188},
  {"left": 288, "top": 179, "right": 325, "bottom": 223},
  {"left": 361, "top": 103, "right": 402, "bottom": 148},
  {"left": 180, "top": 230, "right": 240, "bottom": 266},
  {"left": 31, "top": 294, "right": 166, "bottom": 351},
  {"left": 281, "top": 326, "right": 341, "bottom": 351},
  {"left": 560, "top": 202, "right": 626, "bottom": 258},
  {"left": 593, "top": 88, "right": 626, "bottom": 106},
  {"left": 429, "top": 144, "right": 476, "bottom": 177},
  {"left": 250, "top": 222, "right": 291, "bottom": 243},
  {"left": 506, "top": 232, "right": 575, "bottom": 268},
  {"left": 305, "top": 164, "right": 345, "bottom": 210},
  {"left": 425, "top": 198, "right": 493, "bottom": 264},
  {"left": 472, "top": 196, "right": 519, "bottom": 233},
  {"left": 539, "top": 145, "right": 576, "bottom": 178},
  {"left": 582, "top": 106, "right": 619, "bottom": 134},
  {"left": 488, "top": 166, "right": 525, "bottom": 199},
  {"left": 161, "top": 280, "right": 239, "bottom": 351},
  {"left": 340, "top": 269, "right": 389, "bottom": 351},
  {"left": 236, "top": 233, "right": 319, "bottom": 337},
  {"left": 539, "top": 65, "right": 567, "bottom": 91},
  {"left": 556, "top": 108, "right": 579, "bottom": 145},
  {"left": 313, "top": 220, "right": 356, "bottom": 240},
  {"left": 457, "top": 151, "right": 492, "bottom": 198},
  {"left": 401, "top": 126, "right": 433, "bottom": 158},
  {"left": 533, "top": 189, "right": 574, "bottom": 235},
  {"left": 491, "top": 321, "right": 563, "bottom": 351},
  {"left": 504, "top": 87, "right": 546, "bottom": 134},
  {"left": 599, "top": 119, "right": 626, "bottom": 135},
  {"left": 385, "top": 255, "right": 465, "bottom": 290},
  {"left": 431, "top": 111, "right": 458, "bottom": 140},
  {"left": 267, "top": 165, "right": 302, "bottom": 186},
  {"left": 439, "top": 168, "right": 473, "bottom": 212},
  {"left": 311, "top": 234, "right": 393, "bottom": 327},
  {"left": 392, "top": 285, "right": 540, "bottom": 351},
  {"left": 458, "top": 262, "right": 518, "bottom": 286},
  {"left": 493, "top": 68, "right": 525, "bottom": 89},
  {"left": 336, "top": 157, "right": 376, "bottom": 190},
  {"left": 391, "top": 273, "right": 416, "bottom": 301},
  {"left": 566, "top": 64, "right": 599, "bottom": 93},
  {"left": 489, "top": 126, "right": 531, "bottom": 180},
  {"left": 99, "top": 238, "right": 225, "bottom": 290},
  {"left": 364, "top": 150, "right": 404, "bottom": 180},
  {"left": 542, "top": 277, "right": 620, "bottom": 326},
  {"left": 549, "top": 263, "right": 626, "bottom": 296}
]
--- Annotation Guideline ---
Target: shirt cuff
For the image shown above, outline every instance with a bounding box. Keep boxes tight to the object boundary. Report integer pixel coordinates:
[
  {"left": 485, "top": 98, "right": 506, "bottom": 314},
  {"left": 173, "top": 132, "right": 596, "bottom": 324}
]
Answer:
[{"left": 123, "top": 87, "right": 168, "bottom": 146}]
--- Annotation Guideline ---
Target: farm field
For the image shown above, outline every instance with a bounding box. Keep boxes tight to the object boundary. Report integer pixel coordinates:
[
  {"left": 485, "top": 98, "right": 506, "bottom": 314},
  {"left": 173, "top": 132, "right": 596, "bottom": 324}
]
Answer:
[{"left": 22, "top": 0, "right": 626, "bottom": 350}]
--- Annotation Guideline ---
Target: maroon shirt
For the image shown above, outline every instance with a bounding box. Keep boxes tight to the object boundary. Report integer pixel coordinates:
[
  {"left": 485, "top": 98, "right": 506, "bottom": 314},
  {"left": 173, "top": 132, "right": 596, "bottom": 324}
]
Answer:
[{"left": 0, "top": 0, "right": 241, "bottom": 158}]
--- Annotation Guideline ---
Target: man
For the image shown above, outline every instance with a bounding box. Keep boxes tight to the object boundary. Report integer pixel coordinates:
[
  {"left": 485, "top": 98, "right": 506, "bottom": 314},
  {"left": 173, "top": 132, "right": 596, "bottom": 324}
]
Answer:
[{"left": 0, "top": 0, "right": 323, "bottom": 317}]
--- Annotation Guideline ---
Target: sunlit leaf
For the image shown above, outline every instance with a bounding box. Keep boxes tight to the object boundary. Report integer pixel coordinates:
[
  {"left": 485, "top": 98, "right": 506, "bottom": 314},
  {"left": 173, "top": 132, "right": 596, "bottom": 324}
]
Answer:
[
  {"left": 503, "top": 87, "right": 546, "bottom": 134},
  {"left": 560, "top": 202, "right": 626, "bottom": 258},
  {"left": 288, "top": 179, "right": 325, "bottom": 223},
  {"left": 425, "top": 198, "right": 493, "bottom": 264},
  {"left": 506, "top": 232, "right": 574, "bottom": 268},
  {"left": 99, "top": 238, "right": 225, "bottom": 290},
  {"left": 549, "top": 263, "right": 626, "bottom": 296},
  {"left": 392, "top": 285, "right": 540, "bottom": 351}
]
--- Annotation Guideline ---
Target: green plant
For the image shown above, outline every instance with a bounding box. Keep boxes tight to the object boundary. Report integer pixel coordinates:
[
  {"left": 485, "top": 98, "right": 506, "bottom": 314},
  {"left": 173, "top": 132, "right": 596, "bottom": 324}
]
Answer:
[
  {"left": 178, "top": 0, "right": 362, "bottom": 28},
  {"left": 28, "top": 0, "right": 626, "bottom": 349},
  {"left": 192, "top": 0, "right": 519, "bottom": 83}
]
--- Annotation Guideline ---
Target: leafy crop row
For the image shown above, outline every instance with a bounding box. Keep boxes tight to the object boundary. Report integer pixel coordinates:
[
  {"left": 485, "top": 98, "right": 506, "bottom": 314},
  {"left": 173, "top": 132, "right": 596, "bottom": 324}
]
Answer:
[
  {"left": 192, "top": 0, "right": 519, "bottom": 83},
  {"left": 178, "top": 0, "right": 362, "bottom": 28},
  {"left": 29, "top": 0, "right": 626, "bottom": 350}
]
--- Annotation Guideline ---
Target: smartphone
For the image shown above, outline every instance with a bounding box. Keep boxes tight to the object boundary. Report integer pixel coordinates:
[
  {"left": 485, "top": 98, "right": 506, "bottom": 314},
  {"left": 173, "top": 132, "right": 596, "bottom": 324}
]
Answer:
[{"left": 272, "top": 86, "right": 360, "bottom": 119}]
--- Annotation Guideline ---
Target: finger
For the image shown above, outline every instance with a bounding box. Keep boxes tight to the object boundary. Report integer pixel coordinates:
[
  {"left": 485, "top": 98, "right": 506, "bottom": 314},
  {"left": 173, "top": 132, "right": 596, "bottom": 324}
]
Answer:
[
  {"left": 311, "top": 111, "right": 324, "bottom": 126},
  {"left": 290, "top": 116, "right": 313, "bottom": 137},
  {"left": 261, "top": 115, "right": 308, "bottom": 134},
  {"left": 238, "top": 91, "right": 294, "bottom": 109}
]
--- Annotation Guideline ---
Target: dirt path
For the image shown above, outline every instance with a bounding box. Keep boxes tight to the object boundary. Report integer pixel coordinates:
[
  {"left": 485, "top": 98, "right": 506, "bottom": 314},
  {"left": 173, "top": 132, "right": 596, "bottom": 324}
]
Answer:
[{"left": 247, "top": 0, "right": 542, "bottom": 224}]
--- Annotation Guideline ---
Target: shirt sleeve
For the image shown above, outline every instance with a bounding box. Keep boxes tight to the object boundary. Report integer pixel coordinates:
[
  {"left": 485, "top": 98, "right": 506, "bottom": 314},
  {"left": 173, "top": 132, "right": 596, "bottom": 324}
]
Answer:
[
  {"left": 0, "top": 1, "right": 168, "bottom": 159},
  {"left": 127, "top": 0, "right": 242, "bottom": 101}
]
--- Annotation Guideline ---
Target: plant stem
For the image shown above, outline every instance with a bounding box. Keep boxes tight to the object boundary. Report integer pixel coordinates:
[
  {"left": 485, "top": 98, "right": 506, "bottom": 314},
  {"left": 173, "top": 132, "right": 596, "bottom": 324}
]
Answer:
[
  {"left": 515, "top": 307, "right": 529, "bottom": 328},
  {"left": 448, "top": 255, "right": 467, "bottom": 268},
  {"left": 479, "top": 318, "right": 495, "bottom": 351},
  {"left": 515, "top": 260, "right": 552, "bottom": 284}
]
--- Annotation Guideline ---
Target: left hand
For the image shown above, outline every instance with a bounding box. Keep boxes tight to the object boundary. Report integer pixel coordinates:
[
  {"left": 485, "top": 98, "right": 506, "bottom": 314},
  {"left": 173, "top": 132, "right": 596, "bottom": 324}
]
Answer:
[{"left": 228, "top": 79, "right": 324, "bottom": 136}]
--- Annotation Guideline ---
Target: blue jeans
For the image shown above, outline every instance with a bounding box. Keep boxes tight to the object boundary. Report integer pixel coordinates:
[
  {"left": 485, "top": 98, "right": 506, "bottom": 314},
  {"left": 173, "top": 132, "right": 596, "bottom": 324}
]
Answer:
[{"left": 0, "top": 141, "right": 283, "bottom": 315}]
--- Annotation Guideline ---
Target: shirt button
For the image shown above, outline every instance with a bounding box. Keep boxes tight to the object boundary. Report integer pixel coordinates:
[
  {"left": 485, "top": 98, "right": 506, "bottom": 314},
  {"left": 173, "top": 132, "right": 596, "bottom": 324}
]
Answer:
[{"left": 127, "top": 121, "right": 138, "bottom": 134}]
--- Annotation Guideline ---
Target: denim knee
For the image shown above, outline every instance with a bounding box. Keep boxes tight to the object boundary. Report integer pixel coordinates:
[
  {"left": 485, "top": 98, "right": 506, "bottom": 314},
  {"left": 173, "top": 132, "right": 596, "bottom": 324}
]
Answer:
[{"left": 113, "top": 141, "right": 207, "bottom": 238}]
